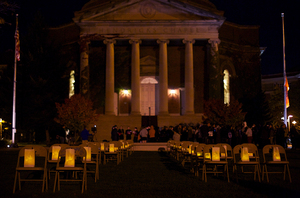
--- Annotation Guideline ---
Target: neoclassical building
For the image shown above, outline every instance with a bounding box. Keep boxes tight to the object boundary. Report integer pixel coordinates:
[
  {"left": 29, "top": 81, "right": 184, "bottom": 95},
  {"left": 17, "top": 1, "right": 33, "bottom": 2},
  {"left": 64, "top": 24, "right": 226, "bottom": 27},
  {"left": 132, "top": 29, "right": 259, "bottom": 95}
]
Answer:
[{"left": 52, "top": 0, "right": 262, "bottom": 140}]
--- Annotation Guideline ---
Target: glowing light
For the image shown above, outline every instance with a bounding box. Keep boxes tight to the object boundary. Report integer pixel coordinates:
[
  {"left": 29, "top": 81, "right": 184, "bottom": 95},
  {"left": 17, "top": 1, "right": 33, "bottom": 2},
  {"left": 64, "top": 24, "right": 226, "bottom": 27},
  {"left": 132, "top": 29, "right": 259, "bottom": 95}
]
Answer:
[
  {"left": 52, "top": 146, "right": 61, "bottom": 160},
  {"left": 292, "top": 121, "right": 296, "bottom": 125},
  {"left": 65, "top": 149, "right": 75, "bottom": 167},
  {"left": 24, "top": 149, "right": 35, "bottom": 167}
]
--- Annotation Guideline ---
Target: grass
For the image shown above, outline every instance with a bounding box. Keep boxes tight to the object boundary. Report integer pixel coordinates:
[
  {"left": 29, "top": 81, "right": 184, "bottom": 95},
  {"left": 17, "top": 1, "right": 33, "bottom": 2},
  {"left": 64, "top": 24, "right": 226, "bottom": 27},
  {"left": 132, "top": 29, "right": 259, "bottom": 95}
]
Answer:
[{"left": 0, "top": 148, "right": 300, "bottom": 198}]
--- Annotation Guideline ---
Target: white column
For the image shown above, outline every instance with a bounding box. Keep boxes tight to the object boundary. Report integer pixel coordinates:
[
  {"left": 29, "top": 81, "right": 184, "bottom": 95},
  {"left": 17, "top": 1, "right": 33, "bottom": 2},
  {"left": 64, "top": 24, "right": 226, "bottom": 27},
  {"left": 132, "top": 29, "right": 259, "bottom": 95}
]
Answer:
[
  {"left": 80, "top": 40, "right": 90, "bottom": 96},
  {"left": 157, "top": 39, "right": 169, "bottom": 116},
  {"left": 129, "top": 39, "right": 141, "bottom": 115},
  {"left": 104, "top": 39, "right": 116, "bottom": 115},
  {"left": 183, "top": 39, "right": 195, "bottom": 115}
]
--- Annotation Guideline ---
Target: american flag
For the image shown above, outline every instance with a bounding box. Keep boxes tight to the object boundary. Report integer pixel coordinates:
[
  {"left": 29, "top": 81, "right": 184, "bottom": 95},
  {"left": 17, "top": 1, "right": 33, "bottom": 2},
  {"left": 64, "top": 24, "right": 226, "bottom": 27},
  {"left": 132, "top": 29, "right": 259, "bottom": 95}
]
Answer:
[{"left": 285, "top": 76, "right": 289, "bottom": 108}]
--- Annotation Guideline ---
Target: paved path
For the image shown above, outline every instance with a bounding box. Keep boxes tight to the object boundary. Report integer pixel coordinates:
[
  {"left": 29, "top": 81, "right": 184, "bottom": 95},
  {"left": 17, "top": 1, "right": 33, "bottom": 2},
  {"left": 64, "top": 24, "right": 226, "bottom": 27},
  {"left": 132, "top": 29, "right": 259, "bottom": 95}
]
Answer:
[{"left": 0, "top": 148, "right": 300, "bottom": 198}]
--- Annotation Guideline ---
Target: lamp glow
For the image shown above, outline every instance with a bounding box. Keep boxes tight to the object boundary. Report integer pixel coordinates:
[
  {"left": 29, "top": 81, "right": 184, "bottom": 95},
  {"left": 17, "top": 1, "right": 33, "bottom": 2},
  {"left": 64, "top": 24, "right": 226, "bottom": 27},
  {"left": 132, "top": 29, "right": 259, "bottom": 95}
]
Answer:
[
  {"left": 84, "top": 147, "right": 91, "bottom": 161},
  {"left": 64, "top": 149, "right": 75, "bottom": 167},
  {"left": 24, "top": 149, "right": 35, "bottom": 167},
  {"left": 51, "top": 146, "right": 61, "bottom": 160},
  {"left": 212, "top": 147, "right": 220, "bottom": 161}
]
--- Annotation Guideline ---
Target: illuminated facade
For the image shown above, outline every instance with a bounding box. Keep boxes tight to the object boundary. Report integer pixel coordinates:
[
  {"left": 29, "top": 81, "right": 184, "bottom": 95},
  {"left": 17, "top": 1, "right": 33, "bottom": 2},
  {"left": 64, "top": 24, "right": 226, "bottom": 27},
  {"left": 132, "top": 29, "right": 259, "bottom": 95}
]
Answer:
[{"left": 55, "top": 0, "right": 262, "bottom": 140}]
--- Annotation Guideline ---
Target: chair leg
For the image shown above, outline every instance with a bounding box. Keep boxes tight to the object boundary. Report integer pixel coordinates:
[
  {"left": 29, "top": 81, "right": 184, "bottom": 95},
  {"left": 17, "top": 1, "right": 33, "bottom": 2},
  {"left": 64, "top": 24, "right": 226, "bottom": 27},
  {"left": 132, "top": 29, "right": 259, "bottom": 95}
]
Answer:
[
  {"left": 226, "top": 165, "right": 230, "bottom": 182},
  {"left": 257, "top": 165, "right": 261, "bottom": 182},
  {"left": 265, "top": 165, "right": 269, "bottom": 183},
  {"left": 13, "top": 171, "right": 18, "bottom": 193},
  {"left": 18, "top": 172, "right": 21, "bottom": 190},
  {"left": 53, "top": 171, "right": 58, "bottom": 192},
  {"left": 58, "top": 172, "right": 60, "bottom": 191},
  {"left": 283, "top": 165, "right": 286, "bottom": 180},
  {"left": 286, "top": 165, "right": 292, "bottom": 183},
  {"left": 262, "top": 165, "right": 265, "bottom": 181}
]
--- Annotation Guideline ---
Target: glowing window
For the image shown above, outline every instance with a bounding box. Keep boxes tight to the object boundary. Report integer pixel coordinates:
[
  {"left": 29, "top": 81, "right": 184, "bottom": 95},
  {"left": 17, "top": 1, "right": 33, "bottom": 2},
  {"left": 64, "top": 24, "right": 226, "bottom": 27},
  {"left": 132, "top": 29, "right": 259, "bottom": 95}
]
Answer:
[
  {"left": 69, "top": 70, "right": 75, "bottom": 98},
  {"left": 223, "top": 70, "right": 230, "bottom": 104}
]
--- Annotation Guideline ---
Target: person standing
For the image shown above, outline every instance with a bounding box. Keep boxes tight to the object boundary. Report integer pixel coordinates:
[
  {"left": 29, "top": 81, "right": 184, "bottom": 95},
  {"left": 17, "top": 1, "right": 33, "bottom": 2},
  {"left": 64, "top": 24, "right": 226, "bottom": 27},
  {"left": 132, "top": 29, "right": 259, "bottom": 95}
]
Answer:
[
  {"left": 125, "top": 127, "right": 132, "bottom": 140},
  {"left": 148, "top": 125, "right": 156, "bottom": 142},
  {"left": 242, "top": 121, "right": 252, "bottom": 143},
  {"left": 81, "top": 125, "right": 90, "bottom": 145},
  {"left": 139, "top": 127, "right": 148, "bottom": 143},
  {"left": 111, "top": 125, "right": 118, "bottom": 141},
  {"left": 118, "top": 126, "right": 125, "bottom": 140},
  {"left": 133, "top": 127, "right": 139, "bottom": 142}
]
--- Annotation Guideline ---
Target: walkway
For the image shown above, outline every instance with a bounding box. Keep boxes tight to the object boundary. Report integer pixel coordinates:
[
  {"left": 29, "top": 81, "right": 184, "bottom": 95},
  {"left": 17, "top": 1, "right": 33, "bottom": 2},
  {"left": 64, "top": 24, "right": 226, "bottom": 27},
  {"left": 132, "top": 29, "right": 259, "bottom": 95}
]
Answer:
[{"left": 1, "top": 148, "right": 300, "bottom": 197}]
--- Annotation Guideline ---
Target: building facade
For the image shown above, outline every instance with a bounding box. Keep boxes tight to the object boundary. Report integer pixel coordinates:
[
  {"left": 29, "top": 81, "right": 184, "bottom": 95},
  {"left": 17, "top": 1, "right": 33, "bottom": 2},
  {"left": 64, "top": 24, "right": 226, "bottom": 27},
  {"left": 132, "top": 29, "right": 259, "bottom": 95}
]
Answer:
[{"left": 54, "top": 0, "right": 262, "bottom": 140}]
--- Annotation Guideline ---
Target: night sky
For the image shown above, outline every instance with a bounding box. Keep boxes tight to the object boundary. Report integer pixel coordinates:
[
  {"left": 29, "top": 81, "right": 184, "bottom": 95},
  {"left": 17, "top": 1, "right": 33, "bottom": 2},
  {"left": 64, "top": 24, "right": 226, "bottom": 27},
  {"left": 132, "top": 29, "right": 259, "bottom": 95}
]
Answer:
[{"left": 1, "top": 0, "right": 299, "bottom": 75}]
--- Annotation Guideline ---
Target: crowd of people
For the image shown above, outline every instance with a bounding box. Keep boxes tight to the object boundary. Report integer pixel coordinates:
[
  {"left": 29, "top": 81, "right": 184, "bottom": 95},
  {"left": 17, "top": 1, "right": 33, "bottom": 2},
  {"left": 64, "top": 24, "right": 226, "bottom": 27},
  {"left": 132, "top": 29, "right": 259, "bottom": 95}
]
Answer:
[{"left": 110, "top": 120, "right": 299, "bottom": 149}]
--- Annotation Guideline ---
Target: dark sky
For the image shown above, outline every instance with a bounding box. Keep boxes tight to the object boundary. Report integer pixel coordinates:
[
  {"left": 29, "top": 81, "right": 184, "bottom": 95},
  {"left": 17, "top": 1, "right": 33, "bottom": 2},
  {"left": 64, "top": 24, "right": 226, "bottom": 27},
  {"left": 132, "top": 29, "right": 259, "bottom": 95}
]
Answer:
[{"left": 1, "top": 0, "right": 299, "bottom": 75}]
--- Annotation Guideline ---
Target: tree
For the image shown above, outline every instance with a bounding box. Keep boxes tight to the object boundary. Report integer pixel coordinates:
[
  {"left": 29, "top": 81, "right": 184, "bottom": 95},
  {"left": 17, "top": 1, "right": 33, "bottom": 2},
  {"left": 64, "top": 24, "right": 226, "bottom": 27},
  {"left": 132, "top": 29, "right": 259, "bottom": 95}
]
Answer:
[
  {"left": 55, "top": 94, "right": 99, "bottom": 138},
  {"left": 203, "top": 98, "right": 246, "bottom": 128}
]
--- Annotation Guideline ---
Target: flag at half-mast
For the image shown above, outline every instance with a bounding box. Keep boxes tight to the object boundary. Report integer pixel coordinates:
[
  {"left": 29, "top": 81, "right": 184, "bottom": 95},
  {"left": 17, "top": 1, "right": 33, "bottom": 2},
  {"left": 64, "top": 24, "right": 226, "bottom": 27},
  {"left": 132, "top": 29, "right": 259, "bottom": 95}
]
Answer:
[
  {"left": 15, "top": 14, "right": 20, "bottom": 61},
  {"left": 285, "top": 76, "right": 289, "bottom": 108}
]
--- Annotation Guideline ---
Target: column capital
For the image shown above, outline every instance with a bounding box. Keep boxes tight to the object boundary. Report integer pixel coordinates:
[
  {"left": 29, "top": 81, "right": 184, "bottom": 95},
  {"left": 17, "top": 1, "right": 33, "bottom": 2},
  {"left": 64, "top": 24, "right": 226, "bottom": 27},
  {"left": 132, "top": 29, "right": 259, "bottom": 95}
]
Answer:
[
  {"left": 129, "top": 39, "right": 142, "bottom": 44},
  {"left": 182, "top": 39, "right": 195, "bottom": 44},
  {"left": 157, "top": 39, "right": 169, "bottom": 44},
  {"left": 103, "top": 39, "right": 116, "bottom": 45}
]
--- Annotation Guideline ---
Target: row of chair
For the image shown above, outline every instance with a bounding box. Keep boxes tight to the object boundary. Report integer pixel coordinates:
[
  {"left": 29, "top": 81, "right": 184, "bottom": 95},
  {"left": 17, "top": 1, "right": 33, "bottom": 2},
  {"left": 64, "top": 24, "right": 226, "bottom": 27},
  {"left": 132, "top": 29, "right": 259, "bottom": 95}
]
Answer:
[
  {"left": 167, "top": 141, "right": 292, "bottom": 183},
  {"left": 13, "top": 140, "right": 134, "bottom": 194}
]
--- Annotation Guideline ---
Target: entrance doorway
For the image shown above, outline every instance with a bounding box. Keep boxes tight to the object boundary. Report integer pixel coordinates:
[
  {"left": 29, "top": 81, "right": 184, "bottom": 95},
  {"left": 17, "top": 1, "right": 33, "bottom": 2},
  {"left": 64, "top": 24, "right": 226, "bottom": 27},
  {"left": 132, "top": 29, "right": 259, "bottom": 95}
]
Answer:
[{"left": 140, "top": 77, "right": 158, "bottom": 116}]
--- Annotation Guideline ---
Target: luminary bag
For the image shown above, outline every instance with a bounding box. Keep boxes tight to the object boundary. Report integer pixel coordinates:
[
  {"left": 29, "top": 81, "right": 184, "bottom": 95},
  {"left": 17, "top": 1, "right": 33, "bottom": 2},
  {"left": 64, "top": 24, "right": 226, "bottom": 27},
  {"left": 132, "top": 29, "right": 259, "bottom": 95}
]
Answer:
[
  {"left": 273, "top": 146, "right": 281, "bottom": 161},
  {"left": 52, "top": 146, "right": 61, "bottom": 160},
  {"left": 212, "top": 147, "right": 220, "bottom": 161},
  {"left": 241, "top": 147, "right": 249, "bottom": 162},
  {"left": 65, "top": 149, "right": 75, "bottom": 167},
  {"left": 24, "top": 149, "right": 35, "bottom": 167},
  {"left": 84, "top": 147, "right": 91, "bottom": 161}
]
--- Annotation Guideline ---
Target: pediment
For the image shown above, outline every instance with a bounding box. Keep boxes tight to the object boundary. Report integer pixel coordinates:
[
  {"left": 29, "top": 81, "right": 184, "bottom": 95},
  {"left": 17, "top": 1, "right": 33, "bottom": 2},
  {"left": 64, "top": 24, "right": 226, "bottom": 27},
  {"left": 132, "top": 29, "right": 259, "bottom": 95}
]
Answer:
[{"left": 74, "top": 0, "right": 224, "bottom": 22}]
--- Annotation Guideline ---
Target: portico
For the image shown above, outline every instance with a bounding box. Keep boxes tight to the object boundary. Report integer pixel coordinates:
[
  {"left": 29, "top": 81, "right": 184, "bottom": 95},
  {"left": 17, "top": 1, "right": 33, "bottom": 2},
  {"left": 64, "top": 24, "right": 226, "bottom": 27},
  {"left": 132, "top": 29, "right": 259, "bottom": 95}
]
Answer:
[{"left": 72, "top": 0, "right": 232, "bottom": 140}]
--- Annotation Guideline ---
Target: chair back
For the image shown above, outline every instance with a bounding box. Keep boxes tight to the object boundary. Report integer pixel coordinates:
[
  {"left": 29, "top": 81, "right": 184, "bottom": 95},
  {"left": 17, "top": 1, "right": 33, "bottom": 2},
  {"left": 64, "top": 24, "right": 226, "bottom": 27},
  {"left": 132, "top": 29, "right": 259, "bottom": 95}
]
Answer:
[
  {"left": 233, "top": 144, "right": 259, "bottom": 163},
  {"left": 195, "top": 144, "right": 205, "bottom": 156},
  {"left": 216, "top": 143, "right": 233, "bottom": 158},
  {"left": 48, "top": 144, "right": 68, "bottom": 161},
  {"left": 17, "top": 145, "right": 47, "bottom": 168},
  {"left": 203, "top": 144, "right": 227, "bottom": 162},
  {"left": 58, "top": 146, "right": 87, "bottom": 159},
  {"left": 262, "top": 144, "right": 287, "bottom": 162}
]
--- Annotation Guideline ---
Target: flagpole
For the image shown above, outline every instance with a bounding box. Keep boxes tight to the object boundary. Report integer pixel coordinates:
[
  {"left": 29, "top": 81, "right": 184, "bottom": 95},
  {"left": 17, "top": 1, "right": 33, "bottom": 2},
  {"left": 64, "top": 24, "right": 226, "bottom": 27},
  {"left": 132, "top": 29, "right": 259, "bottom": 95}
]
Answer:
[
  {"left": 12, "top": 14, "right": 18, "bottom": 144},
  {"left": 282, "top": 13, "right": 287, "bottom": 127}
]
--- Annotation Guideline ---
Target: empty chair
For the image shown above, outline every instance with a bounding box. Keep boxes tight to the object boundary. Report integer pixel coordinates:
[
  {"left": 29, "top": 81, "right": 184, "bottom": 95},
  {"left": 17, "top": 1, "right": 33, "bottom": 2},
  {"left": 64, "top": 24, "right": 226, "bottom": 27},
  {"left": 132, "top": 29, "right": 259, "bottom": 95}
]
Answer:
[
  {"left": 48, "top": 144, "right": 68, "bottom": 180},
  {"left": 262, "top": 144, "right": 291, "bottom": 183},
  {"left": 13, "top": 145, "right": 48, "bottom": 193},
  {"left": 202, "top": 144, "right": 230, "bottom": 182},
  {"left": 194, "top": 143, "right": 206, "bottom": 177},
  {"left": 103, "top": 141, "right": 121, "bottom": 165},
  {"left": 80, "top": 143, "right": 99, "bottom": 182},
  {"left": 233, "top": 144, "right": 261, "bottom": 182},
  {"left": 53, "top": 146, "right": 87, "bottom": 193}
]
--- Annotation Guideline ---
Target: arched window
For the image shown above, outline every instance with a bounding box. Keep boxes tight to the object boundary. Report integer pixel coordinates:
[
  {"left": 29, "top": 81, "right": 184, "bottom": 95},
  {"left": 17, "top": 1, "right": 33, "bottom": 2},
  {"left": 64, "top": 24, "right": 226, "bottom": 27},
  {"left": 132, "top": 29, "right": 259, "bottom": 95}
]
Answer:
[
  {"left": 69, "top": 70, "right": 75, "bottom": 98},
  {"left": 223, "top": 69, "right": 230, "bottom": 104}
]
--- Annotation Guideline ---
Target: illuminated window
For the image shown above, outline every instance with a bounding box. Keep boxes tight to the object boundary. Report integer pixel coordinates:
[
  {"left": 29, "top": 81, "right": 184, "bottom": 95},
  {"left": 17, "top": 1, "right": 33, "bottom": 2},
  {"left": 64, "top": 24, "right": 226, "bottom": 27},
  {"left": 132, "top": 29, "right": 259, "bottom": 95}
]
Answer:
[
  {"left": 69, "top": 70, "right": 75, "bottom": 98},
  {"left": 223, "top": 70, "right": 230, "bottom": 104}
]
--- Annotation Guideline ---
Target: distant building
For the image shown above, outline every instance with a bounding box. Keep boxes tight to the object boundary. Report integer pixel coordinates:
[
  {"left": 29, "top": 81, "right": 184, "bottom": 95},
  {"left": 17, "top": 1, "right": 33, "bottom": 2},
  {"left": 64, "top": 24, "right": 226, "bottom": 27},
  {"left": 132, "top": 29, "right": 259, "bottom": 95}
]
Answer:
[
  {"left": 262, "top": 72, "right": 300, "bottom": 99},
  {"left": 50, "top": 0, "right": 262, "bottom": 140}
]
